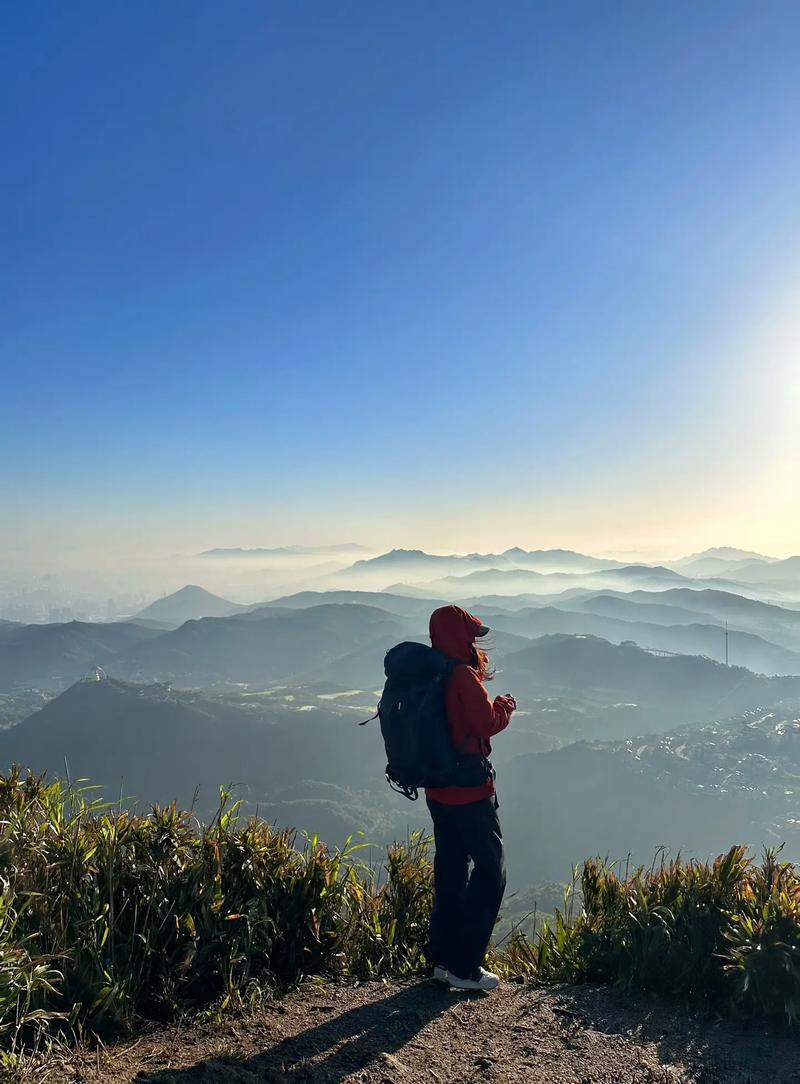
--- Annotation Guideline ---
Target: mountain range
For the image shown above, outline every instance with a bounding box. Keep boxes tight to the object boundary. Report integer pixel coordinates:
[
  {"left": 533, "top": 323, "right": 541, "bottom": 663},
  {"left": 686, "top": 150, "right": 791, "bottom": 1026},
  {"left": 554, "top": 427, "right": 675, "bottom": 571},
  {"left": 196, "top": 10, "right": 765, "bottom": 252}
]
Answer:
[
  {"left": 714, "top": 555, "right": 800, "bottom": 589},
  {"left": 4, "top": 670, "right": 800, "bottom": 886},
  {"left": 484, "top": 605, "right": 800, "bottom": 676},
  {"left": 5, "top": 573, "right": 800, "bottom": 698},
  {"left": 2, "top": 540, "right": 800, "bottom": 890},
  {"left": 0, "top": 620, "right": 162, "bottom": 689},
  {"left": 205, "top": 544, "right": 782, "bottom": 602},
  {"left": 120, "top": 603, "right": 409, "bottom": 686},
  {"left": 501, "top": 706, "right": 800, "bottom": 882},
  {"left": 198, "top": 543, "right": 369, "bottom": 557},
  {"left": 337, "top": 547, "right": 625, "bottom": 586},
  {"left": 399, "top": 563, "right": 693, "bottom": 599},
  {"left": 671, "top": 547, "right": 774, "bottom": 577}
]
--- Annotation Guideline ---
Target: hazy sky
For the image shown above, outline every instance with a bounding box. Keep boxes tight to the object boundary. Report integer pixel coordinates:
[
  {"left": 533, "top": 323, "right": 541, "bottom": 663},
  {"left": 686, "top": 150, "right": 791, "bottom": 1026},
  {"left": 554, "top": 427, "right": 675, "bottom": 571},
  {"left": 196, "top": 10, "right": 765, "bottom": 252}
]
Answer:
[{"left": 2, "top": 1, "right": 799, "bottom": 567}]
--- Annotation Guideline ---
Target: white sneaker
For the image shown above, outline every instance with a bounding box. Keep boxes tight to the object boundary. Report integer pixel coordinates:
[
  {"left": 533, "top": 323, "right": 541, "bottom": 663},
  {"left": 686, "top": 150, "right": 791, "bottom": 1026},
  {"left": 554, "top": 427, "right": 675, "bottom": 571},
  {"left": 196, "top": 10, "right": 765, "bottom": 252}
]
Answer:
[
  {"left": 432, "top": 964, "right": 450, "bottom": 985},
  {"left": 444, "top": 966, "right": 500, "bottom": 992},
  {"left": 476, "top": 966, "right": 501, "bottom": 988}
]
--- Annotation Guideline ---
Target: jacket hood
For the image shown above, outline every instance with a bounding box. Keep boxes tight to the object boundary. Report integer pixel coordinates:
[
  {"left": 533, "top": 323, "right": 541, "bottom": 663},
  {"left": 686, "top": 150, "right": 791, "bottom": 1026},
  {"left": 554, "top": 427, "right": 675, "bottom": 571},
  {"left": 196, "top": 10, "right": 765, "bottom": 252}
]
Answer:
[{"left": 429, "top": 605, "right": 489, "bottom": 663}]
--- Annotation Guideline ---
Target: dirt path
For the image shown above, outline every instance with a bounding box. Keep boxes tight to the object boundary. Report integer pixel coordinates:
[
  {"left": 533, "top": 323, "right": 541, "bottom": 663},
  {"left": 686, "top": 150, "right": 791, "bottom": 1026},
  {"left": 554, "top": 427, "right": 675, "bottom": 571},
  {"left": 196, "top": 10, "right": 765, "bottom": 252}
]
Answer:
[{"left": 57, "top": 980, "right": 800, "bottom": 1083}]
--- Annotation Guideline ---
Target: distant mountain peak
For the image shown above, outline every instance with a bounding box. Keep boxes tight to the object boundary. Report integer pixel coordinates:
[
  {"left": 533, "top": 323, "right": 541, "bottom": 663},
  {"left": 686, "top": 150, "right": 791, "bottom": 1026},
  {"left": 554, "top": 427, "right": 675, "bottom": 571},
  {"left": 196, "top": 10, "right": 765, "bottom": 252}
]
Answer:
[
  {"left": 135, "top": 585, "right": 246, "bottom": 625},
  {"left": 198, "top": 543, "right": 368, "bottom": 557},
  {"left": 607, "top": 564, "right": 686, "bottom": 578},
  {"left": 501, "top": 547, "right": 592, "bottom": 559},
  {"left": 348, "top": 548, "right": 445, "bottom": 570},
  {"left": 675, "top": 547, "right": 773, "bottom": 565}
]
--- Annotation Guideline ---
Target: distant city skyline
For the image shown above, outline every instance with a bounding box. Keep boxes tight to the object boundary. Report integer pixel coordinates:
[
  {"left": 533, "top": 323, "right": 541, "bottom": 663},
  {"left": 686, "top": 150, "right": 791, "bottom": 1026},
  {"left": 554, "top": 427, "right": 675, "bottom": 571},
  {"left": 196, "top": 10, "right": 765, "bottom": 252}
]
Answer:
[{"left": 3, "top": 2, "right": 798, "bottom": 568}]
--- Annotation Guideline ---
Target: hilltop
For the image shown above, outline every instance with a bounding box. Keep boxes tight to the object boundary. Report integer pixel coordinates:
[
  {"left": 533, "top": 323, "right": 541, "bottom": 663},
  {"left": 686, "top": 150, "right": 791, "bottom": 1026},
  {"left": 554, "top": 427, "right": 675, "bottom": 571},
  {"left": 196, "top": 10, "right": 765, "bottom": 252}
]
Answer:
[{"left": 55, "top": 978, "right": 798, "bottom": 1083}]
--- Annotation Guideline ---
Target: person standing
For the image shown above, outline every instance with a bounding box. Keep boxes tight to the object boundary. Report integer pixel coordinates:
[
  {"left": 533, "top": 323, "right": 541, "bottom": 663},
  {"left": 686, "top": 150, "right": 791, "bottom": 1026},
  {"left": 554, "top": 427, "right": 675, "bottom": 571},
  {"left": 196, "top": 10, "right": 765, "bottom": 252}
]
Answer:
[{"left": 425, "top": 605, "right": 516, "bottom": 992}]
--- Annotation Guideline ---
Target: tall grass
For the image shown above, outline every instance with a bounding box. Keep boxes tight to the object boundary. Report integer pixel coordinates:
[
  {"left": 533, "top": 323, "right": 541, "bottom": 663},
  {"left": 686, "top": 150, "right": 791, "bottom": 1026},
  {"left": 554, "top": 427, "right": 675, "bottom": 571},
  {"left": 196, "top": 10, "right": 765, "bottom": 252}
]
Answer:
[
  {"left": 0, "top": 769, "right": 432, "bottom": 1042},
  {"left": 1, "top": 767, "right": 800, "bottom": 1050},
  {"left": 499, "top": 844, "right": 800, "bottom": 1024}
]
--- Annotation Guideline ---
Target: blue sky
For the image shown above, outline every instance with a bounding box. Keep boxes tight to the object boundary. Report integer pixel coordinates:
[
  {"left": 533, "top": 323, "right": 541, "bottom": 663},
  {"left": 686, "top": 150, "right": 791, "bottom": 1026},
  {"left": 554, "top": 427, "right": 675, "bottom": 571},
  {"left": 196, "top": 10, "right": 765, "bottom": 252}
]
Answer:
[{"left": 2, "top": 1, "right": 799, "bottom": 564}]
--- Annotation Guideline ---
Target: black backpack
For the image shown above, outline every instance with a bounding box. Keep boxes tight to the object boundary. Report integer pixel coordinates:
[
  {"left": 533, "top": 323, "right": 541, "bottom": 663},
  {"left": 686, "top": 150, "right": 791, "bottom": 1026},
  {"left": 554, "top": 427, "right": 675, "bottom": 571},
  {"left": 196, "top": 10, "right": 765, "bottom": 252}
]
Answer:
[{"left": 361, "top": 641, "right": 492, "bottom": 800}]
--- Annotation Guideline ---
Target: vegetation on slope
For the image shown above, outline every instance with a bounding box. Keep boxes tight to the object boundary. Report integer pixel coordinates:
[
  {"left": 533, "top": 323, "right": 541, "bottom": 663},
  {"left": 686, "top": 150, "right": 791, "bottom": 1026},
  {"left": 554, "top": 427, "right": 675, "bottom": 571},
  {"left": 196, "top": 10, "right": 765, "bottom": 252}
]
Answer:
[{"left": 2, "top": 769, "right": 800, "bottom": 1056}]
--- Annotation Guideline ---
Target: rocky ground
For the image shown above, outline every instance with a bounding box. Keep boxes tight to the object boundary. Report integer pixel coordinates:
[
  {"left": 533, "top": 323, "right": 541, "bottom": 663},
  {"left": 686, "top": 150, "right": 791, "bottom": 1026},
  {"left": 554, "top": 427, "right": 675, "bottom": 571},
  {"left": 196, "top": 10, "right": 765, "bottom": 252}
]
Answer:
[{"left": 54, "top": 980, "right": 800, "bottom": 1083}]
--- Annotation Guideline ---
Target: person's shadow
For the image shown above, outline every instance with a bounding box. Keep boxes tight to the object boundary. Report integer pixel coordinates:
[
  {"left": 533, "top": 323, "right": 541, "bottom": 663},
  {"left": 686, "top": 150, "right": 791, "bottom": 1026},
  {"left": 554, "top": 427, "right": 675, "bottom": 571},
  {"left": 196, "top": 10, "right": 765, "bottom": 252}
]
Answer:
[{"left": 138, "top": 981, "right": 458, "bottom": 1082}]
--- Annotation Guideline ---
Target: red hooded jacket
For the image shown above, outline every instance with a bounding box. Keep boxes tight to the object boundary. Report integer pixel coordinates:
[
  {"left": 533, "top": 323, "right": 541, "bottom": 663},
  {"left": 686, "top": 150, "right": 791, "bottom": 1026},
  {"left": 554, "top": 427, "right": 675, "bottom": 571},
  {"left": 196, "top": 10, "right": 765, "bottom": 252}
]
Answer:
[{"left": 425, "top": 605, "right": 515, "bottom": 806}]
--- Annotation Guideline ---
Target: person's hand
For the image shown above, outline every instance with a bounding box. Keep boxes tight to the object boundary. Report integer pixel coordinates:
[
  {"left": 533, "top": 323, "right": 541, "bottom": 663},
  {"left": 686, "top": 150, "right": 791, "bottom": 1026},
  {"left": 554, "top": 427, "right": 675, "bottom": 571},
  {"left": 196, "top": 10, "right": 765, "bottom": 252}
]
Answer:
[{"left": 497, "top": 693, "right": 516, "bottom": 713}]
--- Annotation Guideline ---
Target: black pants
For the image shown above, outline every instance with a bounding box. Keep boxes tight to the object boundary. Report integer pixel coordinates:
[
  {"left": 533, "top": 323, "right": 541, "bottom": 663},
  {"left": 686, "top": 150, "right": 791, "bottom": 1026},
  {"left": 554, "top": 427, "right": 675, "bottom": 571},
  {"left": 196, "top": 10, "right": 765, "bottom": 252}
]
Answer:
[{"left": 426, "top": 797, "right": 506, "bottom": 979}]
